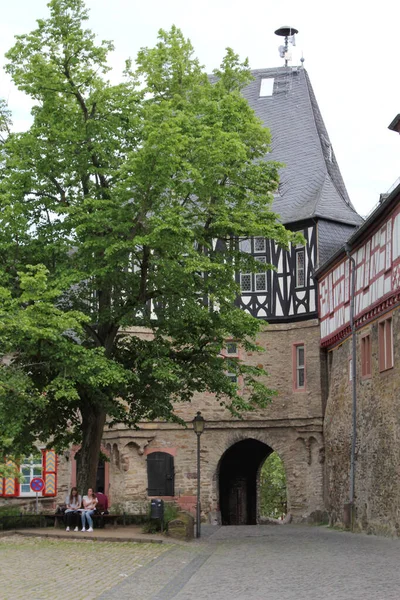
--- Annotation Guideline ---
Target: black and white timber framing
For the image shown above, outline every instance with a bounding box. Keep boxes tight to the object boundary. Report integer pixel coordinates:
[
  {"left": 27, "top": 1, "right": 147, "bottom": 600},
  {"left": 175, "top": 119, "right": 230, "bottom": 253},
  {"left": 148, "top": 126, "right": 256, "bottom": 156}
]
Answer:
[{"left": 236, "top": 225, "right": 317, "bottom": 321}]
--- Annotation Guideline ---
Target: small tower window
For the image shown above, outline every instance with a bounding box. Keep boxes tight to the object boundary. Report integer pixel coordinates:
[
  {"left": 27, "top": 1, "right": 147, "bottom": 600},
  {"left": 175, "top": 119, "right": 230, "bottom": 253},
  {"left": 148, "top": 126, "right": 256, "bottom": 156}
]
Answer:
[
  {"left": 255, "top": 257, "right": 267, "bottom": 291},
  {"left": 296, "top": 249, "right": 305, "bottom": 288},
  {"left": 254, "top": 237, "right": 266, "bottom": 253},
  {"left": 259, "top": 78, "right": 274, "bottom": 97}
]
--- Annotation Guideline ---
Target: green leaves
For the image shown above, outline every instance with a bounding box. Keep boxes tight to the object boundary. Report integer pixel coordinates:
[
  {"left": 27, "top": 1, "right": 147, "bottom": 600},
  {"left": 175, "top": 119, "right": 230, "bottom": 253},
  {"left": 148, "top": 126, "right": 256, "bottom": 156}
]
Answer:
[{"left": 0, "top": 1, "right": 301, "bottom": 467}]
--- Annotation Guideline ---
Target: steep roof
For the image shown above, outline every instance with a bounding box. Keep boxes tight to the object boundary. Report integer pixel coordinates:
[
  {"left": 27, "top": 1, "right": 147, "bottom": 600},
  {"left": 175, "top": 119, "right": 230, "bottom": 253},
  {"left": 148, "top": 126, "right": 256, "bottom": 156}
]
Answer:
[{"left": 241, "top": 67, "right": 363, "bottom": 227}]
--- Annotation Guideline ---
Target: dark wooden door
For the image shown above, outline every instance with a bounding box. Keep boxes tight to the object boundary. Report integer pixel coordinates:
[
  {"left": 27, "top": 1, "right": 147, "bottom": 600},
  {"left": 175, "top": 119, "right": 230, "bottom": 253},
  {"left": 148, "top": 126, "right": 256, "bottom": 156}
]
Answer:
[
  {"left": 147, "top": 452, "right": 174, "bottom": 496},
  {"left": 228, "top": 477, "right": 247, "bottom": 525}
]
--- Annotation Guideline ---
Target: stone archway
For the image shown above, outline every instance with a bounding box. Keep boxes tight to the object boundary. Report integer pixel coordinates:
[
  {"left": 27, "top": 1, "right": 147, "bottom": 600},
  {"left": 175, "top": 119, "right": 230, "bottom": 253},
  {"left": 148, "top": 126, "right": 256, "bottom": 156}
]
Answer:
[{"left": 219, "top": 438, "right": 273, "bottom": 525}]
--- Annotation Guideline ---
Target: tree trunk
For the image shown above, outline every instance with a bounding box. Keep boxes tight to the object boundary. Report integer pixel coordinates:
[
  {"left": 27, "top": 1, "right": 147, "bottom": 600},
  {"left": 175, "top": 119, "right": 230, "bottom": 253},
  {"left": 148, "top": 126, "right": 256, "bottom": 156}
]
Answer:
[{"left": 76, "top": 402, "right": 107, "bottom": 496}]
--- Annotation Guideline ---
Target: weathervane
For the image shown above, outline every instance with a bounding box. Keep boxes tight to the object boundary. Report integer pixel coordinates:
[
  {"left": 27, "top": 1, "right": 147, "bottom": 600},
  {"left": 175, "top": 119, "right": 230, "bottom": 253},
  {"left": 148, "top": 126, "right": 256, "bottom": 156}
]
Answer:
[{"left": 275, "top": 26, "right": 298, "bottom": 67}]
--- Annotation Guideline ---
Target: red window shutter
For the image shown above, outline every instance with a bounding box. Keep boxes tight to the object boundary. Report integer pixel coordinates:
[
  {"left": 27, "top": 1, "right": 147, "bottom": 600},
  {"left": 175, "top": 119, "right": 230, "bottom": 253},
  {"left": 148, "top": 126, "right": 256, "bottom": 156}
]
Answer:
[
  {"left": 3, "top": 460, "right": 19, "bottom": 497},
  {"left": 379, "top": 322, "right": 385, "bottom": 371},
  {"left": 42, "top": 450, "right": 57, "bottom": 497}
]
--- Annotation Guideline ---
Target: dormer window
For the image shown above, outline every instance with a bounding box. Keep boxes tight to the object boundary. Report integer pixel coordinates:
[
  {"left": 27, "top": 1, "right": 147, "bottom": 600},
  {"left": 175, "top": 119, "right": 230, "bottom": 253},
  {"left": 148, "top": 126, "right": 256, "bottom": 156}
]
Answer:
[{"left": 259, "top": 78, "right": 274, "bottom": 97}]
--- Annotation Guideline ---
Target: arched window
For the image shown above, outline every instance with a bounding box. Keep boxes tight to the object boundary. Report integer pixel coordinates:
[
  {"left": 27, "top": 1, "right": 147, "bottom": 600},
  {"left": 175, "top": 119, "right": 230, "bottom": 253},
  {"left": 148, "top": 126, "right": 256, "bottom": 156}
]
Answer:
[{"left": 147, "top": 452, "right": 174, "bottom": 496}]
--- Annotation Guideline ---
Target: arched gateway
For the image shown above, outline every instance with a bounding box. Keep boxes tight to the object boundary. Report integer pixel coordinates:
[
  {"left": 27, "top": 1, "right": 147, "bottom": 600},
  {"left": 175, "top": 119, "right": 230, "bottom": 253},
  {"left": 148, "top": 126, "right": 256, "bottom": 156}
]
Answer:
[{"left": 219, "top": 438, "right": 273, "bottom": 525}]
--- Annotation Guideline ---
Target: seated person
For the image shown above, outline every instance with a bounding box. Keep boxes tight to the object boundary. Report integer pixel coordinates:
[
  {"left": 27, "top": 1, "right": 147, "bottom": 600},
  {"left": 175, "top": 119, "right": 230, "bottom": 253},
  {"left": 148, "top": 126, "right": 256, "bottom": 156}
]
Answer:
[
  {"left": 65, "top": 487, "right": 82, "bottom": 532},
  {"left": 95, "top": 491, "right": 109, "bottom": 514},
  {"left": 80, "top": 488, "right": 98, "bottom": 532}
]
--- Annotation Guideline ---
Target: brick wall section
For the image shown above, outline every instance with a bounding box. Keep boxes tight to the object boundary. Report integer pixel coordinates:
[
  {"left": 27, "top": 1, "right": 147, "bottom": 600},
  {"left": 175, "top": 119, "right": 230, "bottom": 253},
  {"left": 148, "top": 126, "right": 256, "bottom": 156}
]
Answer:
[
  {"left": 1, "top": 321, "right": 325, "bottom": 521},
  {"left": 324, "top": 305, "right": 400, "bottom": 536},
  {"left": 101, "top": 320, "right": 325, "bottom": 522}
]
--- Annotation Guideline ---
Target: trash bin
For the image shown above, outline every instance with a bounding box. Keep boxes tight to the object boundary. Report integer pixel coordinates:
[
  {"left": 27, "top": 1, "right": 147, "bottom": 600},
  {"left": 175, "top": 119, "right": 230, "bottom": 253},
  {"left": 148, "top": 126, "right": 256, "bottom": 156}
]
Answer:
[{"left": 150, "top": 499, "right": 164, "bottom": 531}]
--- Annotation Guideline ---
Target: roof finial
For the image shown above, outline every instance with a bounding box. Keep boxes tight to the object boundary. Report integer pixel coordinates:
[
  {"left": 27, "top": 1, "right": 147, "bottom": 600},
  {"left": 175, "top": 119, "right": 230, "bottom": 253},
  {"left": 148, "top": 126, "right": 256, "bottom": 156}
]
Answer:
[{"left": 275, "top": 26, "right": 298, "bottom": 67}]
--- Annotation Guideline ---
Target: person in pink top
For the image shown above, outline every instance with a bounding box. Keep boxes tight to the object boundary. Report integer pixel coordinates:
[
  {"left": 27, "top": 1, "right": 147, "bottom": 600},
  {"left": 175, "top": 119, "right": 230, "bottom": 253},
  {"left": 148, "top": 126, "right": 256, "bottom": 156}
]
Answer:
[{"left": 80, "top": 488, "right": 98, "bottom": 532}]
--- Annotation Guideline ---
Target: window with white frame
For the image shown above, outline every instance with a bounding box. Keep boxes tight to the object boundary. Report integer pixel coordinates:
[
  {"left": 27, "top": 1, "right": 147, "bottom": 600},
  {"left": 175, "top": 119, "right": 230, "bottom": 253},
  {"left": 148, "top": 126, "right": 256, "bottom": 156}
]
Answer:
[
  {"left": 239, "top": 238, "right": 251, "bottom": 253},
  {"left": 259, "top": 78, "right": 274, "bottom": 97},
  {"left": 226, "top": 342, "right": 238, "bottom": 355},
  {"left": 294, "top": 344, "right": 305, "bottom": 389},
  {"left": 393, "top": 214, "right": 400, "bottom": 261},
  {"left": 254, "top": 237, "right": 266, "bottom": 253},
  {"left": 255, "top": 256, "right": 267, "bottom": 291},
  {"left": 20, "top": 455, "right": 42, "bottom": 496},
  {"left": 296, "top": 249, "right": 305, "bottom": 288},
  {"left": 226, "top": 358, "right": 238, "bottom": 384},
  {"left": 240, "top": 272, "right": 252, "bottom": 292}
]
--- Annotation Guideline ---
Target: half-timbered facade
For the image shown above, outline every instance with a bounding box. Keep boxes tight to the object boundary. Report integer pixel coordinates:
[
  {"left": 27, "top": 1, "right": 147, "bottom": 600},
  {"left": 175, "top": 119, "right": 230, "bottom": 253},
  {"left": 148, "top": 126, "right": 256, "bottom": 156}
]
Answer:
[{"left": 317, "top": 180, "right": 400, "bottom": 535}]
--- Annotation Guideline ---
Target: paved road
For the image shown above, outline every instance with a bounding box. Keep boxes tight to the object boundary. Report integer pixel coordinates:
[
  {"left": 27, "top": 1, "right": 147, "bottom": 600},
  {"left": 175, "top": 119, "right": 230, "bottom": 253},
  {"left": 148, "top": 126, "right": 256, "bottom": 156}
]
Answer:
[
  {"left": 1, "top": 525, "right": 400, "bottom": 599},
  {"left": 102, "top": 525, "right": 400, "bottom": 600}
]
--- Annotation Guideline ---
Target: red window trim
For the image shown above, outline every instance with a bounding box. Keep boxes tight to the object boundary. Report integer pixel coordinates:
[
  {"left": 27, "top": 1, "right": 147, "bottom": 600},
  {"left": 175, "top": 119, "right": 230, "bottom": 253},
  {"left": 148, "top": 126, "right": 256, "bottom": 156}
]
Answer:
[
  {"left": 292, "top": 342, "right": 306, "bottom": 392},
  {"left": 361, "top": 333, "right": 372, "bottom": 379},
  {"left": 378, "top": 315, "right": 393, "bottom": 372}
]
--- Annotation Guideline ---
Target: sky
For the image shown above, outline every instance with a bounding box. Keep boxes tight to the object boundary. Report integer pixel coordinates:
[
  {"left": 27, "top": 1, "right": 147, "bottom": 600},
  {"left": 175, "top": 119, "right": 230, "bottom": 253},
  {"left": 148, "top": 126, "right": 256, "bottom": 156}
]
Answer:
[{"left": 1, "top": 0, "right": 399, "bottom": 217}]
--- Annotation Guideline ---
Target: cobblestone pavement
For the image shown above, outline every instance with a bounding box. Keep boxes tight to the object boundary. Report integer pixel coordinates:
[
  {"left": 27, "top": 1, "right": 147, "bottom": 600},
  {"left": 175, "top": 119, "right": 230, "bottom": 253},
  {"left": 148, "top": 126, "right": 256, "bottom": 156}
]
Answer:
[
  {"left": 1, "top": 525, "right": 400, "bottom": 599},
  {"left": 0, "top": 534, "right": 169, "bottom": 600},
  {"left": 101, "top": 525, "right": 400, "bottom": 600}
]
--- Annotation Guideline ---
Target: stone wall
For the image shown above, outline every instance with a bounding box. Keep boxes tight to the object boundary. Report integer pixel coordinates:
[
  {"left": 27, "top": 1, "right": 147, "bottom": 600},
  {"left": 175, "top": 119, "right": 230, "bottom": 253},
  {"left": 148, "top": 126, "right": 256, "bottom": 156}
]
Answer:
[
  {"left": 324, "top": 305, "right": 400, "bottom": 536},
  {"left": 1, "top": 320, "right": 325, "bottom": 522},
  {"left": 101, "top": 319, "right": 325, "bottom": 522}
]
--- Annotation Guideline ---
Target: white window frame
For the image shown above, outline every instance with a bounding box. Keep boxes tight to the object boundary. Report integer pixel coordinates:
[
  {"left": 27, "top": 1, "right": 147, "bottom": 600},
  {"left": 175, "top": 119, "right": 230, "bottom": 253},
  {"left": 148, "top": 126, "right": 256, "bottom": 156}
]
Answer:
[
  {"left": 19, "top": 454, "right": 43, "bottom": 497},
  {"left": 259, "top": 78, "right": 274, "bottom": 97},
  {"left": 255, "top": 256, "right": 267, "bottom": 292},
  {"left": 240, "top": 272, "right": 252, "bottom": 292},
  {"left": 296, "top": 249, "right": 305, "bottom": 288},
  {"left": 226, "top": 372, "right": 238, "bottom": 384},
  {"left": 226, "top": 342, "right": 238, "bottom": 355},
  {"left": 295, "top": 345, "right": 305, "bottom": 389},
  {"left": 254, "top": 237, "right": 266, "bottom": 253}
]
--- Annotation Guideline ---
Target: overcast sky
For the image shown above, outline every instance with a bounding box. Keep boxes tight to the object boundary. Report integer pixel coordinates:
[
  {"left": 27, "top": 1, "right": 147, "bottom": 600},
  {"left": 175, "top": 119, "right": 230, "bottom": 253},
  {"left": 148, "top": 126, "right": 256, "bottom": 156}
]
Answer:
[{"left": 1, "top": 0, "right": 399, "bottom": 217}]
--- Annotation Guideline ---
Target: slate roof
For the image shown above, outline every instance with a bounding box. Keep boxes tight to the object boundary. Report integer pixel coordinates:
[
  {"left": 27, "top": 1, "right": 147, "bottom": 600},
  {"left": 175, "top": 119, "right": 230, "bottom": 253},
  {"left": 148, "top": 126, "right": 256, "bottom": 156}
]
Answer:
[{"left": 241, "top": 67, "right": 363, "bottom": 228}]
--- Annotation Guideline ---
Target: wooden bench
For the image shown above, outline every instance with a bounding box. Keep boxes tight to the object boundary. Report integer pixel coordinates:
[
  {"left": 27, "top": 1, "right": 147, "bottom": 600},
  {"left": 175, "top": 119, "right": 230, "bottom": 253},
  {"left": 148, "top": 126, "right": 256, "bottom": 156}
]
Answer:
[{"left": 45, "top": 512, "right": 124, "bottom": 529}]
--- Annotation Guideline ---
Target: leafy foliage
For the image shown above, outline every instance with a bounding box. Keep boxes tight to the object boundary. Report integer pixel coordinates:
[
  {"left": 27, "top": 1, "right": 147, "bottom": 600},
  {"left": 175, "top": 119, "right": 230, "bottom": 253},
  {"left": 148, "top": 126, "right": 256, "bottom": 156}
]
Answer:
[
  {"left": 259, "top": 452, "right": 287, "bottom": 518},
  {"left": 0, "top": 0, "right": 303, "bottom": 489}
]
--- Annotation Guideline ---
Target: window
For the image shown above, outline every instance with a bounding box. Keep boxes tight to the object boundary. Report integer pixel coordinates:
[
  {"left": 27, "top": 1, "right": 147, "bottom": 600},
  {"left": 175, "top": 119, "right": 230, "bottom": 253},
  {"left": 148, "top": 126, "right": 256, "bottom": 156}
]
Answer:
[
  {"left": 226, "top": 342, "right": 238, "bottom": 355},
  {"left": 226, "top": 372, "right": 238, "bottom": 384},
  {"left": 254, "top": 237, "right": 266, "bottom": 253},
  {"left": 20, "top": 455, "right": 42, "bottom": 496},
  {"left": 239, "top": 238, "right": 251, "bottom": 253},
  {"left": 293, "top": 344, "right": 305, "bottom": 390},
  {"left": 147, "top": 452, "right": 174, "bottom": 496},
  {"left": 259, "top": 78, "right": 274, "bottom": 97},
  {"left": 361, "top": 335, "right": 371, "bottom": 377},
  {"left": 255, "top": 257, "right": 267, "bottom": 292},
  {"left": 393, "top": 213, "right": 400, "bottom": 261},
  {"left": 0, "top": 450, "right": 57, "bottom": 498},
  {"left": 225, "top": 358, "right": 238, "bottom": 384},
  {"left": 240, "top": 272, "right": 252, "bottom": 292},
  {"left": 296, "top": 249, "right": 305, "bottom": 288},
  {"left": 385, "top": 220, "right": 392, "bottom": 271},
  {"left": 379, "top": 317, "right": 393, "bottom": 371}
]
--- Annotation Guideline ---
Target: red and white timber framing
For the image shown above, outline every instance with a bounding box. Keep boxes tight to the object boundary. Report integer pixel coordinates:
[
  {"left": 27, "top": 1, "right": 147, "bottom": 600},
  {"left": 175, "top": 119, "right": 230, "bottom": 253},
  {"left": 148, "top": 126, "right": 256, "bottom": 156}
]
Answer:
[{"left": 319, "top": 203, "right": 400, "bottom": 348}]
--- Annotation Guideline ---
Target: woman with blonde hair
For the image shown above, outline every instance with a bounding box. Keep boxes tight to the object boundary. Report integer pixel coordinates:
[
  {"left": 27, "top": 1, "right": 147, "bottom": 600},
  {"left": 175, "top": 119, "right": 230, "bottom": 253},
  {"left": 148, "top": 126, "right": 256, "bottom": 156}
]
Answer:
[{"left": 80, "top": 488, "right": 98, "bottom": 532}]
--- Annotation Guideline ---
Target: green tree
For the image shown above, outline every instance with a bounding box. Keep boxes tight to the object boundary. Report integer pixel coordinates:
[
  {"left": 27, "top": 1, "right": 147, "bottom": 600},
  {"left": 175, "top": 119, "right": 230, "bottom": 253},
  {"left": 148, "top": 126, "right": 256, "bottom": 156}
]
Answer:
[
  {"left": 0, "top": 0, "right": 302, "bottom": 492},
  {"left": 259, "top": 452, "right": 287, "bottom": 518}
]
